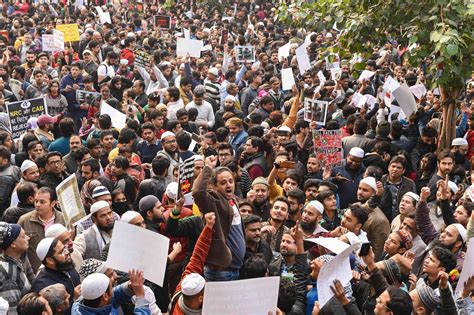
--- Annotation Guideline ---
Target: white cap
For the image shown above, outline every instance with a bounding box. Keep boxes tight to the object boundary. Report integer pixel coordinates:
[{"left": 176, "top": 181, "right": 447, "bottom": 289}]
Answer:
[
  {"left": 166, "top": 182, "right": 179, "bottom": 200},
  {"left": 307, "top": 200, "right": 324, "bottom": 214},
  {"left": 208, "top": 67, "right": 219, "bottom": 77},
  {"left": 360, "top": 177, "right": 377, "bottom": 191},
  {"left": 121, "top": 211, "right": 140, "bottom": 223},
  {"left": 36, "top": 237, "right": 55, "bottom": 262},
  {"left": 403, "top": 192, "right": 420, "bottom": 202},
  {"left": 345, "top": 232, "right": 362, "bottom": 246},
  {"left": 202, "top": 28, "right": 211, "bottom": 34},
  {"left": 193, "top": 155, "right": 204, "bottom": 162},
  {"left": 45, "top": 224, "right": 67, "bottom": 239},
  {"left": 119, "top": 59, "right": 129, "bottom": 65},
  {"left": 451, "top": 223, "right": 467, "bottom": 242},
  {"left": 278, "top": 125, "right": 292, "bottom": 133},
  {"left": 0, "top": 297, "right": 8, "bottom": 314},
  {"left": 447, "top": 181, "right": 458, "bottom": 195},
  {"left": 452, "top": 138, "right": 468, "bottom": 146},
  {"left": 348, "top": 147, "right": 364, "bottom": 158},
  {"left": 81, "top": 273, "right": 110, "bottom": 300},
  {"left": 20, "top": 159, "right": 37, "bottom": 173},
  {"left": 225, "top": 95, "right": 236, "bottom": 102},
  {"left": 181, "top": 273, "right": 205, "bottom": 296},
  {"left": 90, "top": 200, "right": 110, "bottom": 215},
  {"left": 325, "top": 32, "right": 333, "bottom": 38},
  {"left": 161, "top": 131, "right": 175, "bottom": 141}
]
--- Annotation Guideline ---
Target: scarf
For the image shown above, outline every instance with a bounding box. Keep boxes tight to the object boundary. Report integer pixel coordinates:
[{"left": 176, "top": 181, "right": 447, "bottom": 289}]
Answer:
[{"left": 178, "top": 295, "right": 202, "bottom": 315}]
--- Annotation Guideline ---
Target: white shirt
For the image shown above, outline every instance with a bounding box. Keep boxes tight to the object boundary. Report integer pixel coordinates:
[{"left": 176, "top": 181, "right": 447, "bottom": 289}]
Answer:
[
  {"left": 97, "top": 62, "right": 116, "bottom": 80},
  {"left": 185, "top": 100, "right": 215, "bottom": 128}
]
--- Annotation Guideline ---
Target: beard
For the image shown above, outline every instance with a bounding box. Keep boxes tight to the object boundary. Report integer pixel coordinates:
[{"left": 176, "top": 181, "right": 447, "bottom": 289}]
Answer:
[
  {"left": 53, "top": 257, "right": 74, "bottom": 271},
  {"left": 300, "top": 221, "right": 316, "bottom": 234},
  {"left": 280, "top": 248, "right": 295, "bottom": 257},
  {"left": 253, "top": 198, "right": 267, "bottom": 207},
  {"left": 152, "top": 213, "right": 164, "bottom": 223},
  {"left": 98, "top": 221, "right": 115, "bottom": 232},
  {"left": 431, "top": 238, "right": 455, "bottom": 251}
]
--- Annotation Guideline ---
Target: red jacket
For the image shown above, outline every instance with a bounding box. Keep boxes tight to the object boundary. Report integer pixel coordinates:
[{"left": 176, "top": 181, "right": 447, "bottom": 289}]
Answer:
[
  {"left": 120, "top": 48, "right": 135, "bottom": 66},
  {"left": 163, "top": 206, "right": 193, "bottom": 263},
  {"left": 466, "top": 129, "right": 474, "bottom": 161}
]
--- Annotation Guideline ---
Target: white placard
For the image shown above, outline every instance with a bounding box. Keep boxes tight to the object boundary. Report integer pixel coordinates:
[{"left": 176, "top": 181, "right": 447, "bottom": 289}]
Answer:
[
  {"left": 56, "top": 174, "right": 86, "bottom": 226},
  {"left": 107, "top": 221, "right": 170, "bottom": 286},
  {"left": 351, "top": 92, "right": 366, "bottom": 108},
  {"left": 281, "top": 68, "right": 295, "bottom": 91},
  {"left": 383, "top": 76, "right": 401, "bottom": 92},
  {"left": 304, "top": 98, "right": 328, "bottom": 126},
  {"left": 330, "top": 68, "right": 342, "bottom": 81},
  {"left": 183, "top": 28, "right": 190, "bottom": 39},
  {"left": 358, "top": 70, "right": 375, "bottom": 82},
  {"left": 410, "top": 84, "right": 427, "bottom": 99},
  {"left": 456, "top": 240, "right": 474, "bottom": 296},
  {"left": 317, "top": 244, "right": 358, "bottom": 308},
  {"left": 278, "top": 42, "right": 291, "bottom": 62},
  {"left": 305, "top": 237, "right": 350, "bottom": 255},
  {"left": 176, "top": 38, "right": 203, "bottom": 58},
  {"left": 235, "top": 46, "right": 255, "bottom": 63},
  {"left": 203, "top": 277, "right": 280, "bottom": 315},
  {"left": 100, "top": 101, "right": 126, "bottom": 129},
  {"left": 295, "top": 44, "right": 311, "bottom": 75},
  {"left": 392, "top": 83, "right": 417, "bottom": 118},
  {"left": 317, "top": 71, "right": 326, "bottom": 85},
  {"left": 365, "top": 94, "right": 377, "bottom": 110},
  {"left": 96, "top": 7, "right": 111, "bottom": 24},
  {"left": 42, "top": 30, "right": 64, "bottom": 52}
]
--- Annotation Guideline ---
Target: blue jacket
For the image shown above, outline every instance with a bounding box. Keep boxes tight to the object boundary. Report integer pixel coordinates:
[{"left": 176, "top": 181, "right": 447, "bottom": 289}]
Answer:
[
  {"left": 60, "top": 74, "right": 84, "bottom": 111},
  {"left": 331, "top": 160, "right": 366, "bottom": 209},
  {"left": 71, "top": 283, "right": 150, "bottom": 315}
]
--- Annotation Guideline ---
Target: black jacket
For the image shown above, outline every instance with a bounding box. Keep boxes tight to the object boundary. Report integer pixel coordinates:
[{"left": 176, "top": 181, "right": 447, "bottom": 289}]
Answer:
[
  {"left": 2, "top": 202, "right": 35, "bottom": 224},
  {"left": 134, "top": 176, "right": 167, "bottom": 210},
  {"left": 38, "top": 172, "right": 69, "bottom": 191}
]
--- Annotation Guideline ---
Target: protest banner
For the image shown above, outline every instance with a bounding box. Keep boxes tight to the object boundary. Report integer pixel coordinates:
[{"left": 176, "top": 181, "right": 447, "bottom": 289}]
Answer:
[
  {"left": 278, "top": 42, "right": 291, "bottom": 62},
  {"left": 95, "top": 6, "right": 111, "bottom": 24},
  {"left": 281, "top": 68, "right": 295, "bottom": 91},
  {"left": 203, "top": 277, "right": 280, "bottom": 315},
  {"left": 235, "top": 46, "right": 255, "bottom": 62},
  {"left": 7, "top": 98, "right": 47, "bottom": 140},
  {"left": 42, "top": 29, "right": 64, "bottom": 52},
  {"left": 134, "top": 50, "right": 151, "bottom": 68},
  {"left": 312, "top": 129, "right": 343, "bottom": 166},
  {"left": 76, "top": 90, "right": 101, "bottom": 105},
  {"left": 392, "top": 83, "right": 417, "bottom": 118},
  {"left": 100, "top": 101, "right": 126, "bottom": 129},
  {"left": 155, "top": 15, "right": 171, "bottom": 29},
  {"left": 295, "top": 44, "right": 311, "bottom": 75},
  {"left": 107, "top": 221, "right": 169, "bottom": 286},
  {"left": 56, "top": 24, "right": 80, "bottom": 42},
  {"left": 304, "top": 98, "right": 328, "bottom": 126},
  {"left": 56, "top": 174, "right": 86, "bottom": 226},
  {"left": 410, "top": 84, "right": 427, "bottom": 99},
  {"left": 178, "top": 156, "right": 196, "bottom": 206},
  {"left": 176, "top": 38, "right": 203, "bottom": 58}
]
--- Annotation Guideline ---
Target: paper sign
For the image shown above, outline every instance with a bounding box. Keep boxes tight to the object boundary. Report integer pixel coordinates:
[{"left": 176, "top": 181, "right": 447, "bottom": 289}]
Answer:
[
  {"left": 383, "top": 76, "right": 400, "bottom": 92},
  {"left": 76, "top": 90, "right": 100, "bottom": 104},
  {"left": 295, "top": 44, "right": 311, "bottom": 75},
  {"left": 312, "top": 129, "right": 343, "bottom": 166},
  {"left": 410, "top": 84, "right": 427, "bottom": 99},
  {"left": 107, "top": 221, "right": 170, "bottom": 286},
  {"left": 456, "top": 240, "right": 474, "bottom": 296},
  {"left": 306, "top": 237, "right": 351, "bottom": 255},
  {"left": 365, "top": 94, "right": 377, "bottom": 110},
  {"left": 134, "top": 50, "right": 151, "bottom": 68},
  {"left": 203, "top": 277, "right": 280, "bottom": 315},
  {"left": 304, "top": 98, "right": 328, "bottom": 126},
  {"left": 317, "top": 71, "right": 326, "bottom": 85},
  {"left": 351, "top": 92, "right": 367, "bottom": 108},
  {"left": 75, "top": 0, "right": 84, "bottom": 8},
  {"left": 178, "top": 157, "right": 195, "bottom": 206},
  {"left": 42, "top": 29, "right": 64, "bottom": 52},
  {"left": 176, "top": 38, "right": 203, "bottom": 58},
  {"left": 358, "top": 70, "right": 375, "bottom": 82},
  {"left": 56, "top": 24, "right": 80, "bottom": 42},
  {"left": 183, "top": 28, "right": 190, "bottom": 39},
  {"left": 325, "top": 54, "right": 340, "bottom": 70},
  {"left": 95, "top": 6, "right": 111, "bottom": 24},
  {"left": 100, "top": 101, "right": 126, "bottom": 129},
  {"left": 317, "top": 244, "right": 358, "bottom": 308},
  {"left": 281, "top": 68, "right": 295, "bottom": 91},
  {"left": 155, "top": 15, "right": 171, "bottom": 29},
  {"left": 56, "top": 174, "right": 86, "bottom": 226},
  {"left": 278, "top": 42, "right": 291, "bottom": 62},
  {"left": 7, "top": 98, "right": 47, "bottom": 140},
  {"left": 392, "top": 83, "right": 417, "bottom": 118},
  {"left": 235, "top": 46, "right": 255, "bottom": 63},
  {"left": 9, "top": 79, "right": 21, "bottom": 101},
  {"left": 330, "top": 68, "right": 342, "bottom": 81}
]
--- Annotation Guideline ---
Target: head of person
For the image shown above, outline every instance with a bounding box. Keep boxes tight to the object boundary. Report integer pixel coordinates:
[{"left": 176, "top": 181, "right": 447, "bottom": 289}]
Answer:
[
  {"left": 0, "top": 222, "right": 29, "bottom": 257},
  {"left": 240, "top": 253, "right": 268, "bottom": 279},
  {"left": 244, "top": 136, "right": 264, "bottom": 156},
  {"left": 81, "top": 273, "right": 117, "bottom": 309},
  {"left": 120, "top": 211, "right": 145, "bottom": 228},
  {"left": 341, "top": 204, "right": 369, "bottom": 234},
  {"left": 46, "top": 151, "right": 64, "bottom": 175},
  {"left": 37, "top": 114, "right": 56, "bottom": 132},
  {"left": 316, "top": 189, "right": 338, "bottom": 213},
  {"left": 39, "top": 284, "right": 70, "bottom": 314},
  {"left": 251, "top": 177, "right": 269, "bottom": 206},
  {"left": 409, "top": 278, "right": 441, "bottom": 315},
  {"left": 180, "top": 273, "right": 206, "bottom": 310},
  {"left": 438, "top": 223, "right": 466, "bottom": 253},
  {"left": 161, "top": 131, "right": 178, "bottom": 154},
  {"left": 0, "top": 145, "right": 11, "bottom": 168},
  {"left": 287, "top": 188, "right": 306, "bottom": 215},
  {"left": 100, "top": 130, "right": 115, "bottom": 150},
  {"left": 17, "top": 293, "right": 53, "bottom": 315},
  {"left": 347, "top": 147, "right": 364, "bottom": 171},
  {"left": 357, "top": 176, "right": 377, "bottom": 203},
  {"left": 118, "top": 128, "right": 137, "bottom": 150},
  {"left": 437, "top": 149, "right": 454, "bottom": 177},
  {"left": 304, "top": 179, "right": 320, "bottom": 201},
  {"left": 139, "top": 195, "right": 165, "bottom": 223},
  {"left": 453, "top": 202, "right": 473, "bottom": 225},
  {"left": 27, "top": 141, "right": 45, "bottom": 161},
  {"left": 280, "top": 231, "right": 297, "bottom": 257},
  {"left": 141, "top": 122, "right": 156, "bottom": 143},
  {"left": 388, "top": 155, "right": 407, "bottom": 182},
  {"left": 216, "top": 143, "right": 233, "bottom": 166},
  {"left": 211, "top": 167, "right": 235, "bottom": 200},
  {"left": 92, "top": 186, "right": 112, "bottom": 205},
  {"left": 81, "top": 159, "right": 101, "bottom": 182},
  {"left": 21, "top": 159, "right": 40, "bottom": 183},
  {"left": 243, "top": 214, "right": 262, "bottom": 246},
  {"left": 45, "top": 224, "right": 73, "bottom": 254},
  {"left": 37, "top": 237, "right": 74, "bottom": 272},
  {"left": 420, "top": 126, "right": 437, "bottom": 146},
  {"left": 306, "top": 154, "right": 321, "bottom": 174},
  {"left": 399, "top": 192, "right": 419, "bottom": 216},
  {"left": 110, "top": 156, "right": 129, "bottom": 177},
  {"left": 16, "top": 182, "right": 37, "bottom": 206},
  {"left": 282, "top": 173, "right": 300, "bottom": 194},
  {"left": 225, "top": 117, "right": 243, "bottom": 137},
  {"left": 383, "top": 229, "right": 413, "bottom": 256},
  {"left": 301, "top": 200, "right": 324, "bottom": 232},
  {"left": 374, "top": 286, "right": 413, "bottom": 315},
  {"left": 270, "top": 197, "right": 290, "bottom": 223},
  {"left": 238, "top": 201, "right": 254, "bottom": 216},
  {"left": 193, "top": 155, "right": 205, "bottom": 178},
  {"left": 422, "top": 246, "right": 457, "bottom": 277},
  {"left": 90, "top": 200, "right": 114, "bottom": 232},
  {"left": 34, "top": 187, "right": 56, "bottom": 214}
]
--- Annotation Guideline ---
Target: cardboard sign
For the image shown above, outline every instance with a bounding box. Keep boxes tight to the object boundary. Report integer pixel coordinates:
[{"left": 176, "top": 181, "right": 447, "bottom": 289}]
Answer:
[
  {"left": 281, "top": 68, "right": 295, "bottom": 91},
  {"left": 295, "top": 44, "right": 311, "bottom": 75},
  {"left": 42, "top": 29, "right": 64, "bottom": 52},
  {"left": 7, "top": 98, "right": 47, "bottom": 140},
  {"left": 56, "top": 24, "right": 80, "bottom": 42},
  {"left": 176, "top": 38, "right": 203, "bottom": 58},
  {"left": 134, "top": 50, "right": 151, "bottom": 68},
  {"left": 100, "top": 101, "right": 126, "bottom": 129},
  {"left": 178, "top": 156, "right": 195, "bottom": 206},
  {"left": 56, "top": 174, "right": 86, "bottom": 226},
  {"left": 235, "top": 46, "right": 255, "bottom": 63},
  {"left": 392, "top": 83, "right": 417, "bottom": 118},
  {"left": 76, "top": 90, "right": 100, "bottom": 104},
  {"left": 304, "top": 98, "right": 328, "bottom": 126},
  {"left": 312, "top": 129, "right": 343, "bottom": 166},
  {"left": 155, "top": 15, "right": 171, "bottom": 29}
]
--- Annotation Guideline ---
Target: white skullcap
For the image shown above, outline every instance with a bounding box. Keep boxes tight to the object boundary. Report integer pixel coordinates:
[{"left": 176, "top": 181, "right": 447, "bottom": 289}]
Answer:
[
  {"left": 451, "top": 223, "right": 467, "bottom": 242},
  {"left": 360, "top": 177, "right": 377, "bottom": 191},
  {"left": 45, "top": 224, "right": 67, "bottom": 239},
  {"left": 404, "top": 192, "right": 420, "bottom": 202},
  {"left": 161, "top": 131, "right": 175, "bottom": 141},
  {"left": 447, "top": 181, "right": 458, "bottom": 195},
  {"left": 181, "top": 273, "right": 205, "bottom": 296},
  {"left": 81, "top": 273, "right": 110, "bottom": 300},
  {"left": 90, "top": 200, "right": 110, "bottom": 215},
  {"left": 126, "top": 32, "right": 136, "bottom": 38},
  {"left": 121, "top": 211, "right": 140, "bottom": 223},
  {"left": 202, "top": 28, "right": 211, "bottom": 34},
  {"left": 345, "top": 232, "right": 362, "bottom": 246},
  {"left": 0, "top": 297, "right": 8, "bottom": 313},
  {"left": 166, "top": 182, "right": 179, "bottom": 200},
  {"left": 193, "top": 155, "right": 204, "bottom": 162},
  {"left": 325, "top": 32, "right": 333, "bottom": 38},
  {"left": 225, "top": 95, "right": 236, "bottom": 102},
  {"left": 307, "top": 200, "right": 324, "bottom": 214},
  {"left": 119, "top": 59, "right": 129, "bottom": 65},
  {"left": 20, "top": 159, "right": 36, "bottom": 173},
  {"left": 452, "top": 138, "right": 468, "bottom": 146},
  {"left": 278, "top": 125, "right": 292, "bottom": 133},
  {"left": 348, "top": 147, "right": 364, "bottom": 158},
  {"left": 36, "top": 237, "right": 55, "bottom": 261}
]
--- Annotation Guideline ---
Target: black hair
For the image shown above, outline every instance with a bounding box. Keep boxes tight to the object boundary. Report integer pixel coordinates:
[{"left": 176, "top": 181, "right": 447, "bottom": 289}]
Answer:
[
  {"left": 81, "top": 158, "right": 100, "bottom": 174},
  {"left": 118, "top": 128, "right": 136, "bottom": 145},
  {"left": 215, "top": 127, "right": 229, "bottom": 142},
  {"left": 316, "top": 190, "right": 336, "bottom": 204},
  {"left": 349, "top": 204, "right": 369, "bottom": 226},
  {"left": 152, "top": 155, "right": 170, "bottom": 176},
  {"left": 242, "top": 214, "right": 261, "bottom": 227},
  {"left": 431, "top": 246, "right": 457, "bottom": 272},
  {"left": 58, "top": 118, "right": 75, "bottom": 137},
  {"left": 304, "top": 179, "right": 320, "bottom": 191},
  {"left": 386, "top": 286, "right": 413, "bottom": 315},
  {"left": 286, "top": 188, "right": 306, "bottom": 205},
  {"left": 240, "top": 253, "right": 268, "bottom": 279},
  {"left": 17, "top": 293, "right": 48, "bottom": 315},
  {"left": 353, "top": 118, "right": 368, "bottom": 135},
  {"left": 176, "top": 131, "right": 192, "bottom": 151},
  {"left": 365, "top": 165, "right": 383, "bottom": 181},
  {"left": 318, "top": 180, "right": 338, "bottom": 194},
  {"left": 100, "top": 130, "right": 115, "bottom": 141},
  {"left": 167, "top": 87, "right": 180, "bottom": 102},
  {"left": 98, "top": 115, "right": 112, "bottom": 129},
  {"left": 277, "top": 279, "right": 298, "bottom": 314},
  {"left": 17, "top": 182, "right": 36, "bottom": 203},
  {"left": 112, "top": 156, "right": 129, "bottom": 169}
]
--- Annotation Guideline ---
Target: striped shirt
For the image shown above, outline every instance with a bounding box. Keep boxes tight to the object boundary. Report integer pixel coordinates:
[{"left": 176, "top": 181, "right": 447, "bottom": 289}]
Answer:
[
  {"left": 0, "top": 253, "right": 31, "bottom": 315},
  {"left": 204, "top": 79, "right": 221, "bottom": 105}
]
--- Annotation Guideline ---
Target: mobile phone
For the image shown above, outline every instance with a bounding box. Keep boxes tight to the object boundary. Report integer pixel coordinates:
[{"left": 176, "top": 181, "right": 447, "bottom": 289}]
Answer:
[
  {"left": 280, "top": 161, "right": 296, "bottom": 169},
  {"left": 359, "top": 242, "right": 372, "bottom": 256}
]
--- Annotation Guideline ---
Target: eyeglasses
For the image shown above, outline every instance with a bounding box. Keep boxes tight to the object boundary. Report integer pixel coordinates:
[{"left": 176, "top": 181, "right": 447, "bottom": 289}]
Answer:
[
  {"left": 49, "top": 160, "right": 63, "bottom": 165},
  {"left": 164, "top": 140, "right": 176, "bottom": 144},
  {"left": 376, "top": 297, "right": 392, "bottom": 312}
]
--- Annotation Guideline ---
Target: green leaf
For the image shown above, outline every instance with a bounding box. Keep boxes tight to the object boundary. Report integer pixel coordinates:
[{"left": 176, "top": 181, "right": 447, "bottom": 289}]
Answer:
[
  {"left": 409, "top": 35, "right": 418, "bottom": 44},
  {"left": 430, "top": 31, "right": 442, "bottom": 42},
  {"left": 439, "top": 35, "right": 451, "bottom": 44},
  {"left": 446, "top": 43, "right": 459, "bottom": 56}
]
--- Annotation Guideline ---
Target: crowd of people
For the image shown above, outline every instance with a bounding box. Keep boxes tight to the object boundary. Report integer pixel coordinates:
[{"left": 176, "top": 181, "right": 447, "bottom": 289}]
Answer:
[{"left": 0, "top": 0, "right": 473, "bottom": 314}]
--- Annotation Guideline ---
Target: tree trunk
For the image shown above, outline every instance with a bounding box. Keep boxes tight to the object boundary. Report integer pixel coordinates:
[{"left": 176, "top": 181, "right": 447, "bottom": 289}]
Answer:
[{"left": 438, "top": 85, "right": 460, "bottom": 151}]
